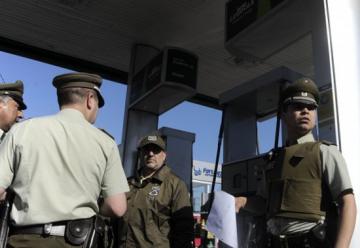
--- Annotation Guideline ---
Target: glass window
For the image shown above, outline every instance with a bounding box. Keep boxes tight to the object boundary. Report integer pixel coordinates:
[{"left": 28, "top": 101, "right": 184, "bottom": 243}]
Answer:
[
  {"left": 257, "top": 115, "right": 282, "bottom": 154},
  {"left": 159, "top": 101, "right": 222, "bottom": 163},
  {"left": 192, "top": 182, "right": 208, "bottom": 212}
]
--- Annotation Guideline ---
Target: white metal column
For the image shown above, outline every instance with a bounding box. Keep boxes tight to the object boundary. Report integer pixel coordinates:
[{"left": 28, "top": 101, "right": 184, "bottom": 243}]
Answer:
[{"left": 324, "top": 1, "right": 360, "bottom": 246}]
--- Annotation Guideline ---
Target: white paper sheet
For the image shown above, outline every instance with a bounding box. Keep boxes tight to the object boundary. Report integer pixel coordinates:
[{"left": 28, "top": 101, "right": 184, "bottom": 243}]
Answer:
[{"left": 206, "top": 190, "right": 238, "bottom": 248}]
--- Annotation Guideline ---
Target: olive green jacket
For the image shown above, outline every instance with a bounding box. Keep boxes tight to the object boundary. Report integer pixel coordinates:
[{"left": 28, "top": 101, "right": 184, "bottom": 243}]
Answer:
[{"left": 123, "top": 165, "right": 194, "bottom": 248}]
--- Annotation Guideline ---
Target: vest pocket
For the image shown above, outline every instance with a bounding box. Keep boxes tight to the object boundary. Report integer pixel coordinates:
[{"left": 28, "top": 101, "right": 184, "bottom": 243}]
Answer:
[{"left": 281, "top": 178, "right": 323, "bottom": 215}]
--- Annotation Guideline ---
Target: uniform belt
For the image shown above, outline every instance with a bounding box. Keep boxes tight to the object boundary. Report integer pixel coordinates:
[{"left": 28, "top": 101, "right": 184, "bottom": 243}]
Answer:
[
  {"left": 268, "top": 231, "right": 326, "bottom": 248},
  {"left": 10, "top": 222, "right": 67, "bottom": 236},
  {"left": 270, "top": 232, "right": 307, "bottom": 245}
]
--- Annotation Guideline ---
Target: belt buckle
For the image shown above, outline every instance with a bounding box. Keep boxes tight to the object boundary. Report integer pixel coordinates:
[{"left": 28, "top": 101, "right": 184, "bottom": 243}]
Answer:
[{"left": 43, "top": 223, "right": 52, "bottom": 235}]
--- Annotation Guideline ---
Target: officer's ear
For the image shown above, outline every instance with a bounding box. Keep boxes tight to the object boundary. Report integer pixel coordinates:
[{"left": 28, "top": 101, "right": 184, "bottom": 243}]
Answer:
[{"left": 86, "top": 90, "right": 97, "bottom": 110}]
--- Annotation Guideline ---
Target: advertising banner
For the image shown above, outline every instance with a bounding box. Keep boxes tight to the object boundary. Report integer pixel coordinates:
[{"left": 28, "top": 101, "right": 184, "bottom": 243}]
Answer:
[{"left": 193, "top": 160, "right": 222, "bottom": 184}]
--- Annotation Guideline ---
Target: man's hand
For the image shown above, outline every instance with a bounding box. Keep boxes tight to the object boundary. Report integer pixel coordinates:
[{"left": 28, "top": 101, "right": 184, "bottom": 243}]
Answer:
[{"left": 235, "top": 196, "right": 247, "bottom": 213}]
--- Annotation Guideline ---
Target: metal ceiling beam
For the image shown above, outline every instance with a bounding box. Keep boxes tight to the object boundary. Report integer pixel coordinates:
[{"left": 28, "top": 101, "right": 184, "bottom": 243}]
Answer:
[
  {"left": 0, "top": 36, "right": 128, "bottom": 84},
  {"left": 189, "top": 94, "right": 222, "bottom": 110},
  {"left": 0, "top": 36, "right": 222, "bottom": 109}
]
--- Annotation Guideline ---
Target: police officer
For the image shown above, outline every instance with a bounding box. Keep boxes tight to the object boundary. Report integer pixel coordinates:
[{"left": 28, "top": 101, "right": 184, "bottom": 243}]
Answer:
[
  {"left": 0, "top": 72, "right": 129, "bottom": 248},
  {"left": 0, "top": 81, "right": 26, "bottom": 142},
  {"left": 123, "top": 134, "right": 194, "bottom": 248},
  {"left": 235, "top": 78, "right": 356, "bottom": 247}
]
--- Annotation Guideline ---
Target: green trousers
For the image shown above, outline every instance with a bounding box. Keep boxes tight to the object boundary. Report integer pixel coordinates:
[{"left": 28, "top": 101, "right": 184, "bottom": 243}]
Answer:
[{"left": 7, "top": 234, "right": 80, "bottom": 248}]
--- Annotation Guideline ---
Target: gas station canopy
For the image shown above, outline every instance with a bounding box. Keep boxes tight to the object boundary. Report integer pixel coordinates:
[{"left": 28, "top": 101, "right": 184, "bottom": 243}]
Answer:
[{"left": 0, "top": 0, "right": 313, "bottom": 106}]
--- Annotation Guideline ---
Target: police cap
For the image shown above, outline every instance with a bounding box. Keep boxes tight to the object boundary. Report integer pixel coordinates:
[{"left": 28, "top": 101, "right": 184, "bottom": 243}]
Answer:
[
  {"left": 281, "top": 77, "right": 320, "bottom": 107},
  {"left": 52, "top": 72, "right": 104, "bottom": 107},
  {"left": 0, "top": 80, "right": 27, "bottom": 110},
  {"left": 138, "top": 134, "right": 166, "bottom": 151}
]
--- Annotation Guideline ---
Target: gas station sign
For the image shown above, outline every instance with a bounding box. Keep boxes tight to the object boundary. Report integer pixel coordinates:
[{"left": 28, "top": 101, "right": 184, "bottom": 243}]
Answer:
[
  {"left": 226, "top": 0, "right": 286, "bottom": 41},
  {"left": 193, "top": 160, "right": 222, "bottom": 184}
]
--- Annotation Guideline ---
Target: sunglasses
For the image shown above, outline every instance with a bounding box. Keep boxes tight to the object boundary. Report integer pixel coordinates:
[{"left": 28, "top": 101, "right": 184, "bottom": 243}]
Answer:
[
  {"left": 141, "top": 144, "right": 163, "bottom": 154},
  {"left": 290, "top": 103, "right": 317, "bottom": 111}
]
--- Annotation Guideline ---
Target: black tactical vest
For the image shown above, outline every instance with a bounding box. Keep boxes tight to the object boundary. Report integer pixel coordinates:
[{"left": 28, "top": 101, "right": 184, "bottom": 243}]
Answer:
[{"left": 266, "top": 141, "right": 326, "bottom": 221}]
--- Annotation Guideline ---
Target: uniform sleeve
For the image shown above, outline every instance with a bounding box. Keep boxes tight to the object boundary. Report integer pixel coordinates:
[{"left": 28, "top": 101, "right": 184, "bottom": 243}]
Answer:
[
  {"left": 320, "top": 144, "right": 353, "bottom": 200},
  {"left": 101, "top": 144, "right": 129, "bottom": 197},
  {"left": 171, "top": 179, "right": 192, "bottom": 212},
  {"left": 169, "top": 178, "right": 194, "bottom": 248},
  {"left": 0, "top": 132, "right": 15, "bottom": 189}
]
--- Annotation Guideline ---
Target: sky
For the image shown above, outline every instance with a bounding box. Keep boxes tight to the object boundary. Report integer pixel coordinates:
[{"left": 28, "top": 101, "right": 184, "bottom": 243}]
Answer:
[
  {"left": 0, "top": 51, "right": 277, "bottom": 164},
  {"left": 0, "top": 51, "right": 231, "bottom": 163}
]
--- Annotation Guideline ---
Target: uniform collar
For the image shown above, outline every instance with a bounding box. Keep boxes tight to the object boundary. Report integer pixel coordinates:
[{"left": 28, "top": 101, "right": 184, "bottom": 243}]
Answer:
[
  {"left": 151, "top": 164, "right": 171, "bottom": 182},
  {"left": 131, "top": 164, "right": 171, "bottom": 187},
  {"left": 58, "top": 108, "right": 87, "bottom": 122},
  {"left": 287, "top": 132, "right": 315, "bottom": 146}
]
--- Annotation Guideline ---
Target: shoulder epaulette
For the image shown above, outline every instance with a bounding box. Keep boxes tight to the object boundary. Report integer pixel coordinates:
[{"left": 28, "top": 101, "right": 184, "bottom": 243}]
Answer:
[
  {"left": 99, "top": 128, "right": 115, "bottom": 140},
  {"left": 321, "top": 140, "right": 336, "bottom": 146}
]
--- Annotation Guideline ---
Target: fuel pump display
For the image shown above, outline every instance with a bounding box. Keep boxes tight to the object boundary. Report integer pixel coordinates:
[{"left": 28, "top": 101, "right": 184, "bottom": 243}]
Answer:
[
  {"left": 222, "top": 155, "right": 268, "bottom": 197},
  {"left": 222, "top": 154, "right": 270, "bottom": 247}
]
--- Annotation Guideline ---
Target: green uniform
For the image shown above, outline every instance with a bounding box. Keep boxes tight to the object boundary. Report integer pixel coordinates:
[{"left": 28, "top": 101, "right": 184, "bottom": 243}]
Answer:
[
  {"left": 0, "top": 108, "right": 129, "bottom": 225},
  {"left": 266, "top": 132, "right": 353, "bottom": 235},
  {"left": 123, "top": 165, "right": 194, "bottom": 248}
]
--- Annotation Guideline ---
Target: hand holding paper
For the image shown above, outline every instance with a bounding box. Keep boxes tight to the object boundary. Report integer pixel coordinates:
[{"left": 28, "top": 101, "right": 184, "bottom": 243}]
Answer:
[{"left": 206, "top": 190, "right": 238, "bottom": 248}]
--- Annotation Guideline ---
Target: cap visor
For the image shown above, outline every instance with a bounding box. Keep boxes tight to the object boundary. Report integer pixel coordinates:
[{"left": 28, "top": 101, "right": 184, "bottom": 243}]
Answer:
[
  {"left": 94, "top": 91, "right": 104, "bottom": 108},
  {"left": 19, "top": 102, "right": 27, "bottom": 110},
  {"left": 10, "top": 95, "right": 27, "bottom": 110},
  {"left": 138, "top": 141, "right": 165, "bottom": 150},
  {"left": 284, "top": 96, "right": 318, "bottom": 107}
]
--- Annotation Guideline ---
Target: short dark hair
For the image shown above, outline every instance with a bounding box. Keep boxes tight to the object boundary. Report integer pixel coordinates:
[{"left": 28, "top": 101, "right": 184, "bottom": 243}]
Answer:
[{"left": 57, "top": 87, "right": 98, "bottom": 107}]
